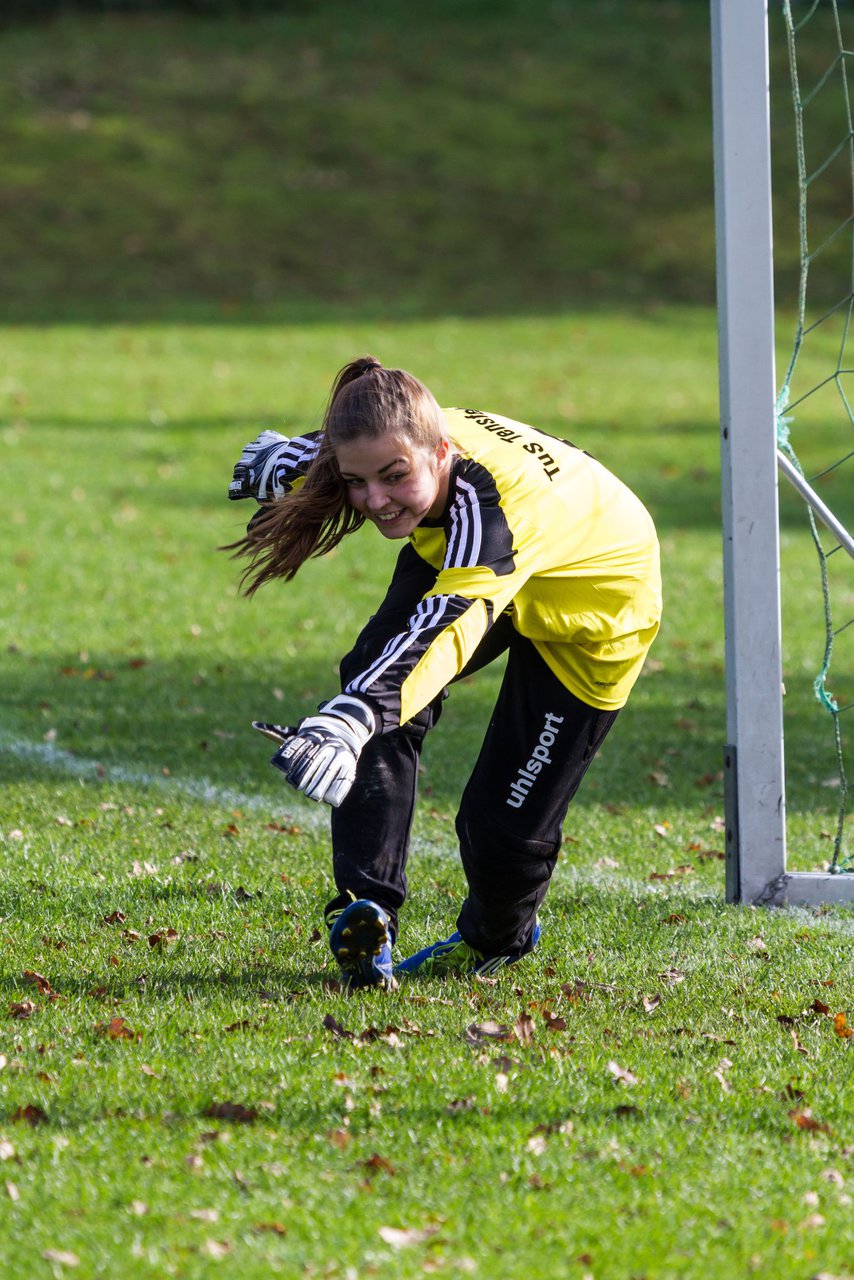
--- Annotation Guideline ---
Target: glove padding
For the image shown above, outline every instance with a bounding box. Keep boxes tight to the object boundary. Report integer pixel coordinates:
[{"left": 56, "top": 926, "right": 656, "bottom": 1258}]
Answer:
[
  {"left": 253, "top": 694, "right": 376, "bottom": 808},
  {"left": 228, "top": 430, "right": 292, "bottom": 502}
]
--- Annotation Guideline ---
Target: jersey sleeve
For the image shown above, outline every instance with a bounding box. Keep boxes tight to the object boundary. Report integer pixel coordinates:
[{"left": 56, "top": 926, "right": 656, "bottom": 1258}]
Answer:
[
  {"left": 344, "top": 459, "right": 544, "bottom": 730},
  {"left": 228, "top": 429, "right": 323, "bottom": 502}
]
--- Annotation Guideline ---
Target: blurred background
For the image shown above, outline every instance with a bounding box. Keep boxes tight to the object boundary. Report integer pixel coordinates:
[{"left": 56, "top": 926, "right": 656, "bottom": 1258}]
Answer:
[{"left": 0, "top": 0, "right": 722, "bottom": 324}]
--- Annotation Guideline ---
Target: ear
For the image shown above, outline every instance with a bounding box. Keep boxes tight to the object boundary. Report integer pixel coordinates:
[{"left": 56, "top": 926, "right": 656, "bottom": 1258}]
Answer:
[{"left": 435, "top": 436, "right": 451, "bottom": 464}]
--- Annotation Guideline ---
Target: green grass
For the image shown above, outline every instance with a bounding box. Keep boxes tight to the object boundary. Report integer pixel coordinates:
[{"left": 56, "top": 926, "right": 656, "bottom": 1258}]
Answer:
[
  {"left": 1, "top": 312, "right": 852, "bottom": 1279},
  {"left": 1, "top": 2, "right": 853, "bottom": 1275}
]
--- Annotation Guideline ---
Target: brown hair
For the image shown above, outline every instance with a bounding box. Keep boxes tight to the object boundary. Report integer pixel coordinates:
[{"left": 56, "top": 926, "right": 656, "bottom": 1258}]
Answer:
[{"left": 224, "top": 356, "right": 445, "bottom": 593}]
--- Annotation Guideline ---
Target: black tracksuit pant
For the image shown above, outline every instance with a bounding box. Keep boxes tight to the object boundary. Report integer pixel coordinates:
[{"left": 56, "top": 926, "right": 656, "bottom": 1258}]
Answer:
[{"left": 324, "top": 545, "right": 618, "bottom": 957}]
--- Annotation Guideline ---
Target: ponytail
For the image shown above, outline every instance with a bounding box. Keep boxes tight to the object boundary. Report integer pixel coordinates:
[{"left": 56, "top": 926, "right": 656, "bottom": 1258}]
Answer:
[{"left": 224, "top": 355, "right": 444, "bottom": 592}]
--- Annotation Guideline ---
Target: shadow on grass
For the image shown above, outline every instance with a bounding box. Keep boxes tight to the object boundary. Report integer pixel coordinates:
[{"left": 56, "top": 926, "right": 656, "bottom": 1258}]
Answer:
[
  {"left": 6, "top": 409, "right": 726, "bottom": 538},
  {"left": 0, "top": 642, "right": 843, "bottom": 820}
]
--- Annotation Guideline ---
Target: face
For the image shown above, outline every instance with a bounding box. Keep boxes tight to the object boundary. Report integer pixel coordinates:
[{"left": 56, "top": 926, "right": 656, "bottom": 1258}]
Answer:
[{"left": 335, "top": 433, "right": 452, "bottom": 539}]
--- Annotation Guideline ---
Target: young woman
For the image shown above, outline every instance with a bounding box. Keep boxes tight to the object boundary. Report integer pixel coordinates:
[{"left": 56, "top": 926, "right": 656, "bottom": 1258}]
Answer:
[{"left": 225, "top": 357, "right": 662, "bottom": 990}]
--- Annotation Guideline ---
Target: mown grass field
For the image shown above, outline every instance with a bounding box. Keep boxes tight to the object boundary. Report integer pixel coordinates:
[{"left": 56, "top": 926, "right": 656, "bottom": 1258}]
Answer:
[{"left": 1, "top": 3, "right": 853, "bottom": 1278}]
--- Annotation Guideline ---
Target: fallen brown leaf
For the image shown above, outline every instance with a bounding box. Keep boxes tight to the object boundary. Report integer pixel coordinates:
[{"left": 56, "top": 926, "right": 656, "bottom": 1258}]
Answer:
[
  {"left": 148, "top": 928, "right": 178, "bottom": 949},
  {"left": 607, "top": 1060, "right": 638, "bottom": 1086},
  {"left": 789, "top": 1108, "right": 833, "bottom": 1135},
  {"left": 445, "top": 1097, "right": 476, "bottom": 1115},
  {"left": 22, "top": 971, "right": 51, "bottom": 994},
  {"left": 464, "top": 1020, "right": 512, "bottom": 1044},
  {"left": 9, "top": 1001, "right": 36, "bottom": 1020},
  {"left": 11, "top": 1105, "right": 47, "bottom": 1127},
  {"left": 202, "top": 1101, "right": 258, "bottom": 1124},
  {"left": 791, "top": 1028, "right": 810, "bottom": 1058},
  {"left": 378, "top": 1225, "right": 439, "bottom": 1248},
  {"left": 513, "top": 1011, "right": 536, "bottom": 1045},
  {"left": 323, "top": 1014, "right": 354, "bottom": 1040},
  {"left": 42, "top": 1251, "right": 79, "bottom": 1268},
  {"left": 96, "top": 1017, "right": 140, "bottom": 1042}
]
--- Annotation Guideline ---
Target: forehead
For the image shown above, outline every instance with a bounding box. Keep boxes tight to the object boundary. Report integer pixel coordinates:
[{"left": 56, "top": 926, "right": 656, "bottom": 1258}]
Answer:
[{"left": 334, "top": 434, "right": 424, "bottom": 475}]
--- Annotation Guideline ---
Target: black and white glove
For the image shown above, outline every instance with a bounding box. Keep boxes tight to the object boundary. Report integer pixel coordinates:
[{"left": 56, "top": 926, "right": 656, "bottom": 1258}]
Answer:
[
  {"left": 228, "top": 430, "right": 292, "bottom": 502},
  {"left": 252, "top": 694, "right": 377, "bottom": 808}
]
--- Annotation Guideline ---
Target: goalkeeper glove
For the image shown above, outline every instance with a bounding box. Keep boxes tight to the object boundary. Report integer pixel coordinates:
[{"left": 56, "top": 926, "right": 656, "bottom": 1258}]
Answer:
[
  {"left": 253, "top": 693, "right": 377, "bottom": 808},
  {"left": 228, "top": 430, "right": 292, "bottom": 502}
]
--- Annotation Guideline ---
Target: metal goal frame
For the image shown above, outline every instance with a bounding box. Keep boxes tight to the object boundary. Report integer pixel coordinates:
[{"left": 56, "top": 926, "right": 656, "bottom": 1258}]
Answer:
[{"left": 710, "top": 0, "right": 854, "bottom": 905}]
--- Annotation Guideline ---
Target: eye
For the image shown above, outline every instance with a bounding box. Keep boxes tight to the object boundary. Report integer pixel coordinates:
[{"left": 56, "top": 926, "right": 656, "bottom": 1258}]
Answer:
[{"left": 386, "top": 471, "right": 407, "bottom": 484}]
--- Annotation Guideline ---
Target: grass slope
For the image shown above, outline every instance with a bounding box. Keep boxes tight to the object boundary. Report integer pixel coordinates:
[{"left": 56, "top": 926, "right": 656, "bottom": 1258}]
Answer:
[{"left": 2, "top": 0, "right": 717, "bottom": 320}]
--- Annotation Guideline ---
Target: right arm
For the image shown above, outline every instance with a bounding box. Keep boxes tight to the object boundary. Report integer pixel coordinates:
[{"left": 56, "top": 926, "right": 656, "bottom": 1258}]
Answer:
[{"left": 228, "top": 429, "right": 324, "bottom": 503}]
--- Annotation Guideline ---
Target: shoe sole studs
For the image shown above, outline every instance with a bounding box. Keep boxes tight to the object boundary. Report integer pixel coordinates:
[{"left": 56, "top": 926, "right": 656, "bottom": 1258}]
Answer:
[{"left": 331, "top": 906, "right": 395, "bottom": 989}]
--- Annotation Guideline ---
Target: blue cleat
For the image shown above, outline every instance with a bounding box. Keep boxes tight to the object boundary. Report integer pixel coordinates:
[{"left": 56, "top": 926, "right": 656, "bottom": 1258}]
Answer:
[
  {"left": 327, "top": 898, "right": 397, "bottom": 990},
  {"left": 395, "top": 920, "right": 541, "bottom": 978}
]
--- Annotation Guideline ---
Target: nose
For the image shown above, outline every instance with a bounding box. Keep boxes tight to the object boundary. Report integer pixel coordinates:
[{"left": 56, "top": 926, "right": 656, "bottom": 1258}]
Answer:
[{"left": 365, "top": 483, "right": 388, "bottom": 511}]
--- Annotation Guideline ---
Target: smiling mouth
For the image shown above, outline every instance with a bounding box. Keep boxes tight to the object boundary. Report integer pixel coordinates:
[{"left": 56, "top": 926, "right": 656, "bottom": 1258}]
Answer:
[{"left": 376, "top": 510, "right": 404, "bottom": 523}]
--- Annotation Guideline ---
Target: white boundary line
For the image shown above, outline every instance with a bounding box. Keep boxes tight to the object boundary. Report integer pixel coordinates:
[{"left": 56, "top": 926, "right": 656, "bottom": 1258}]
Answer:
[
  {"left": 0, "top": 734, "right": 327, "bottom": 831},
  {"left": 4, "top": 736, "right": 852, "bottom": 919}
]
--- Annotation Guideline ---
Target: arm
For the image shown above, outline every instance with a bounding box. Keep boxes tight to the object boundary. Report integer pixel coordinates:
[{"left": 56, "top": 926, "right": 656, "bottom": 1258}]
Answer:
[
  {"left": 346, "top": 461, "right": 544, "bottom": 730},
  {"left": 228, "top": 429, "right": 323, "bottom": 502}
]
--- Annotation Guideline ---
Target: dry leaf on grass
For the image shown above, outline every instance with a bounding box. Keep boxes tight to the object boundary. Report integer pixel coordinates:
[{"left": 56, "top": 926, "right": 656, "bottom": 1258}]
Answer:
[
  {"left": 513, "top": 1011, "right": 535, "bottom": 1045},
  {"left": 379, "top": 1225, "right": 439, "bottom": 1248},
  {"left": 200, "top": 1240, "right": 231, "bottom": 1259},
  {"left": 96, "top": 1017, "right": 140, "bottom": 1042},
  {"left": 607, "top": 1060, "right": 638, "bottom": 1086},
  {"left": 9, "top": 1001, "right": 36, "bottom": 1020},
  {"left": 11, "top": 1105, "right": 47, "bottom": 1127},
  {"left": 464, "top": 1021, "right": 512, "bottom": 1044},
  {"left": 22, "top": 971, "right": 52, "bottom": 994},
  {"left": 148, "top": 928, "right": 178, "bottom": 949},
  {"left": 202, "top": 1101, "right": 258, "bottom": 1124},
  {"left": 361, "top": 1153, "right": 396, "bottom": 1176},
  {"left": 789, "top": 1108, "right": 833, "bottom": 1135}
]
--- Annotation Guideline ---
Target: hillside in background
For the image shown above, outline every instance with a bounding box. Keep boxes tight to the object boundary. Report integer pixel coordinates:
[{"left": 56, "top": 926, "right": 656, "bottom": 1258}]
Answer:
[
  {"left": 0, "top": 0, "right": 820, "bottom": 322},
  {"left": 0, "top": 0, "right": 719, "bottom": 321}
]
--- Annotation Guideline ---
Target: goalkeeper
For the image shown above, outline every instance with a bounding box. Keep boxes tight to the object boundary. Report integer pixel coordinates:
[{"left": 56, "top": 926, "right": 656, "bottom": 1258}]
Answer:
[{"left": 225, "top": 357, "right": 661, "bottom": 989}]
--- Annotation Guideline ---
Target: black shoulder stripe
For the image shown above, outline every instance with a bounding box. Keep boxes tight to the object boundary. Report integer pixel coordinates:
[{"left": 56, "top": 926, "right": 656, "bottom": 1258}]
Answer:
[{"left": 445, "top": 461, "right": 516, "bottom": 576}]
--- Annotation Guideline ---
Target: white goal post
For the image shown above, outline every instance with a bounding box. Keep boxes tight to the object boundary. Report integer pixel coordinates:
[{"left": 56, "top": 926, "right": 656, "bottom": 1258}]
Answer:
[{"left": 710, "top": 0, "right": 854, "bottom": 906}]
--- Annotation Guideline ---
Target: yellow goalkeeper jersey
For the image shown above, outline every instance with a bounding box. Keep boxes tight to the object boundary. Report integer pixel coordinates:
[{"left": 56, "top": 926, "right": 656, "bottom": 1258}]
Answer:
[
  {"left": 344, "top": 408, "right": 661, "bottom": 724},
  {"left": 230, "top": 409, "right": 662, "bottom": 728}
]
